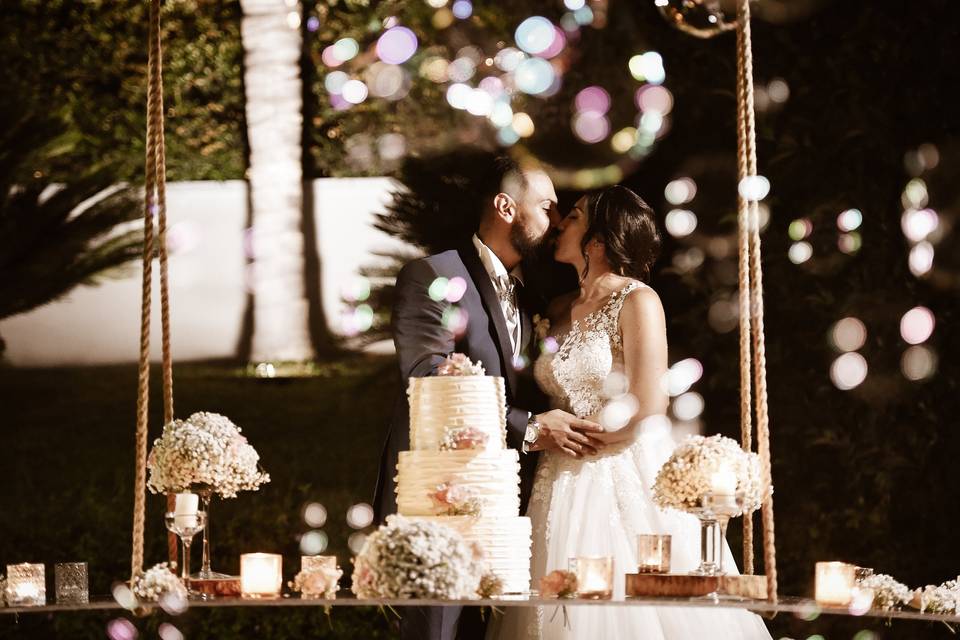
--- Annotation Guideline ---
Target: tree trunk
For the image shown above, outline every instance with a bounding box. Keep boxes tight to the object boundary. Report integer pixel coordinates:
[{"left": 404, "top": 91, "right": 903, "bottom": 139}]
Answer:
[{"left": 239, "top": 0, "right": 314, "bottom": 362}]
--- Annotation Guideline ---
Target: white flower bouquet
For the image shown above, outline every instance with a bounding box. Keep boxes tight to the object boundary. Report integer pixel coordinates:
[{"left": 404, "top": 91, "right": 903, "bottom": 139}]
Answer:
[
  {"left": 132, "top": 563, "right": 188, "bottom": 603},
  {"left": 351, "top": 515, "right": 483, "bottom": 599},
  {"left": 653, "top": 434, "right": 765, "bottom": 516},
  {"left": 914, "top": 576, "right": 960, "bottom": 614},
  {"left": 147, "top": 411, "right": 270, "bottom": 499},
  {"left": 437, "top": 353, "right": 485, "bottom": 376},
  {"left": 861, "top": 573, "right": 912, "bottom": 611}
]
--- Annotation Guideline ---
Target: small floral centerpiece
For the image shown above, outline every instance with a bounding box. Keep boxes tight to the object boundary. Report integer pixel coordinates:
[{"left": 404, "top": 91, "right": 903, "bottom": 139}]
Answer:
[
  {"left": 860, "top": 573, "right": 912, "bottom": 611},
  {"left": 914, "top": 576, "right": 960, "bottom": 614},
  {"left": 147, "top": 411, "right": 270, "bottom": 498},
  {"left": 429, "top": 482, "right": 482, "bottom": 516},
  {"left": 351, "top": 515, "right": 483, "bottom": 599},
  {"left": 132, "top": 563, "right": 188, "bottom": 603},
  {"left": 652, "top": 434, "right": 765, "bottom": 516},
  {"left": 290, "top": 565, "right": 343, "bottom": 599},
  {"left": 438, "top": 353, "right": 485, "bottom": 376},
  {"left": 440, "top": 426, "right": 489, "bottom": 451},
  {"left": 540, "top": 570, "right": 578, "bottom": 598}
]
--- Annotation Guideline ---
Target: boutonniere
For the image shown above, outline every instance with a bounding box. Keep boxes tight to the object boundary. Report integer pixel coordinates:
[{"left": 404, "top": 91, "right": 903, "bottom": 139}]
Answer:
[{"left": 533, "top": 314, "right": 551, "bottom": 341}]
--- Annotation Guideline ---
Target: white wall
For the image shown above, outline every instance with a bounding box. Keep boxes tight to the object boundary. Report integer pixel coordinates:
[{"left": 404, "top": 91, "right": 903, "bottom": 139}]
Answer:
[{"left": 0, "top": 178, "right": 409, "bottom": 366}]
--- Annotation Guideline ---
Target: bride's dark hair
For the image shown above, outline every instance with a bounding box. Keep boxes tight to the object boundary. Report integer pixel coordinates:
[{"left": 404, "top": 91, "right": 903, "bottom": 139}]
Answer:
[{"left": 580, "top": 185, "right": 661, "bottom": 282}]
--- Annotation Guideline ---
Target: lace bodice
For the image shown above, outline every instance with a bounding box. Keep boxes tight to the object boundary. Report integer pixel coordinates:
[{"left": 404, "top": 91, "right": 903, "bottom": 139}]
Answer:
[{"left": 534, "top": 281, "right": 643, "bottom": 418}]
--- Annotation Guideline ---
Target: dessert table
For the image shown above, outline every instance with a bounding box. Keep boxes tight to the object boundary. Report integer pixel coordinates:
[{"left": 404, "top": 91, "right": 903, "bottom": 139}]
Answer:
[{"left": 3, "top": 593, "right": 959, "bottom": 625}]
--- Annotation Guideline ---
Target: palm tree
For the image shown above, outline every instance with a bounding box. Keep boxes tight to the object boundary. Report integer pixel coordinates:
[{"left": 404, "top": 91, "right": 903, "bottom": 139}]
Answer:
[{"left": 239, "top": 0, "right": 315, "bottom": 363}]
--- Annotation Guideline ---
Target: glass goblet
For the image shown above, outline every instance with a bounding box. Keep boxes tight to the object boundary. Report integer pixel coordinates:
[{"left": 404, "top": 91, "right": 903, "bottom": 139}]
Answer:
[{"left": 164, "top": 510, "right": 207, "bottom": 591}]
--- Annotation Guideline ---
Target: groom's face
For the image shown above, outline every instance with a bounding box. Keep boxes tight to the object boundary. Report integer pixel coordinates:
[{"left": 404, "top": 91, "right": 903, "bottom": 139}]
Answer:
[{"left": 507, "top": 169, "right": 556, "bottom": 259}]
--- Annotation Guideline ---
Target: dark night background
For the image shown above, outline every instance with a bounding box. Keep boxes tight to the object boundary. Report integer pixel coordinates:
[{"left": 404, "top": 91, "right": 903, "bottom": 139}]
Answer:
[{"left": 2, "top": 0, "right": 960, "bottom": 638}]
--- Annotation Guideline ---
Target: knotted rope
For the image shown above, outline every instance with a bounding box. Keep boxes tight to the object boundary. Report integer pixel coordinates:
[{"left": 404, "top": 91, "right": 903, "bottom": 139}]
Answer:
[
  {"left": 132, "top": 0, "right": 176, "bottom": 581},
  {"left": 735, "top": 0, "right": 778, "bottom": 602}
]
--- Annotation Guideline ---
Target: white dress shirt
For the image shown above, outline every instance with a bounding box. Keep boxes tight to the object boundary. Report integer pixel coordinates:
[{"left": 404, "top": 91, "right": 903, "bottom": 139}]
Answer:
[{"left": 472, "top": 234, "right": 523, "bottom": 362}]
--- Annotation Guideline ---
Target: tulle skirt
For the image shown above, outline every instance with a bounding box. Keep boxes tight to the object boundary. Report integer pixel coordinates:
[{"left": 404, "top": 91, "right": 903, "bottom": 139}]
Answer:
[{"left": 488, "top": 422, "right": 772, "bottom": 640}]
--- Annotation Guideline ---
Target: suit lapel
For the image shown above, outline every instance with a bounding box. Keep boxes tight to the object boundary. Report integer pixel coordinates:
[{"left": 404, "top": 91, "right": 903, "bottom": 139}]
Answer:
[{"left": 457, "top": 244, "right": 517, "bottom": 395}]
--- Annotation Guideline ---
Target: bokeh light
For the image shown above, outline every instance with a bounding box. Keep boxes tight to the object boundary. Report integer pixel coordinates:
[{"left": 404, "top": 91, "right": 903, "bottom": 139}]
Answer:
[
  {"left": 909, "top": 241, "right": 934, "bottom": 276},
  {"left": 445, "top": 276, "right": 468, "bottom": 302},
  {"left": 830, "top": 317, "right": 867, "bottom": 352},
  {"left": 662, "top": 358, "right": 703, "bottom": 396},
  {"left": 512, "top": 112, "right": 535, "bottom": 137},
  {"left": 665, "top": 209, "right": 698, "bottom": 237},
  {"left": 673, "top": 391, "right": 704, "bottom": 421},
  {"left": 901, "top": 345, "right": 937, "bottom": 381},
  {"left": 428, "top": 277, "right": 449, "bottom": 301},
  {"left": 341, "top": 79, "right": 369, "bottom": 104},
  {"left": 738, "top": 175, "right": 771, "bottom": 201},
  {"left": 158, "top": 624, "right": 184, "bottom": 640},
  {"left": 572, "top": 111, "right": 610, "bottom": 143},
  {"left": 600, "top": 394, "right": 640, "bottom": 430},
  {"left": 902, "top": 178, "right": 929, "bottom": 209},
  {"left": 664, "top": 178, "right": 697, "bottom": 205},
  {"left": 602, "top": 371, "right": 629, "bottom": 397},
  {"left": 347, "top": 503, "right": 375, "bottom": 529},
  {"left": 788, "top": 241, "right": 813, "bottom": 264},
  {"left": 333, "top": 38, "right": 359, "bottom": 63},
  {"left": 837, "top": 208, "right": 863, "bottom": 232},
  {"left": 376, "top": 26, "right": 418, "bottom": 65},
  {"left": 303, "top": 502, "right": 328, "bottom": 528},
  {"left": 452, "top": 0, "right": 472, "bottom": 19},
  {"left": 838, "top": 232, "right": 862, "bottom": 254},
  {"left": 708, "top": 297, "right": 738, "bottom": 333},
  {"left": 348, "top": 531, "right": 369, "bottom": 555},
  {"left": 901, "top": 208, "right": 939, "bottom": 243},
  {"left": 628, "top": 52, "right": 665, "bottom": 85},
  {"left": 611, "top": 127, "right": 638, "bottom": 153},
  {"left": 442, "top": 306, "right": 469, "bottom": 335},
  {"left": 514, "top": 57, "right": 556, "bottom": 95},
  {"left": 830, "top": 352, "right": 868, "bottom": 391},
  {"left": 899, "top": 306, "right": 935, "bottom": 344},
  {"left": 575, "top": 86, "right": 611, "bottom": 115},
  {"left": 515, "top": 16, "right": 556, "bottom": 55},
  {"left": 324, "top": 71, "right": 349, "bottom": 95},
  {"left": 788, "top": 218, "right": 813, "bottom": 241},
  {"left": 636, "top": 85, "right": 674, "bottom": 114},
  {"left": 300, "top": 529, "right": 329, "bottom": 555},
  {"left": 159, "top": 591, "right": 188, "bottom": 616},
  {"left": 107, "top": 619, "right": 138, "bottom": 640}
]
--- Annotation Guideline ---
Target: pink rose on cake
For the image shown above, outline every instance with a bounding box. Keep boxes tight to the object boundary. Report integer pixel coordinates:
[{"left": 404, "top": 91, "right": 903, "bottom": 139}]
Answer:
[
  {"left": 428, "top": 482, "right": 482, "bottom": 516},
  {"left": 437, "top": 353, "right": 486, "bottom": 376},
  {"left": 439, "top": 426, "right": 490, "bottom": 451}
]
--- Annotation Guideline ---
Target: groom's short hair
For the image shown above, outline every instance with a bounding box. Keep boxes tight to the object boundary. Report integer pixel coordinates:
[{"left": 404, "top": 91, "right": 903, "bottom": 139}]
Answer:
[{"left": 482, "top": 155, "right": 530, "bottom": 203}]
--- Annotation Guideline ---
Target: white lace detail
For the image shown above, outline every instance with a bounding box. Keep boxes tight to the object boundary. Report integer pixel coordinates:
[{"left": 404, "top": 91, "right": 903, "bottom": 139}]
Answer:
[{"left": 533, "top": 281, "right": 643, "bottom": 418}]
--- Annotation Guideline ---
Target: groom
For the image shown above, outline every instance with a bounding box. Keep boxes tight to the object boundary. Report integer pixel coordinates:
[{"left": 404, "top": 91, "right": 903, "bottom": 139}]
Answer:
[{"left": 373, "top": 154, "right": 603, "bottom": 640}]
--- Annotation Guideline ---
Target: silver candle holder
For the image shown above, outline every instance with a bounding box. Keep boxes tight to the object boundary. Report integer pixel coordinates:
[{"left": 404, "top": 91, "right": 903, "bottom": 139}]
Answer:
[{"left": 55, "top": 562, "right": 89, "bottom": 604}]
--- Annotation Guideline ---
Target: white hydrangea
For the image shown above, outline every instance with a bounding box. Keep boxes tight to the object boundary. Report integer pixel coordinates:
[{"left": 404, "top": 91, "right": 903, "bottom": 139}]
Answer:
[
  {"left": 147, "top": 411, "right": 270, "bottom": 498},
  {"left": 653, "top": 434, "right": 766, "bottom": 515},
  {"left": 861, "top": 573, "right": 912, "bottom": 611},
  {"left": 132, "top": 563, "right": 188, "bottom": 603},
  {"left": 915, "top": 577, "right": 960, "bottom": 614},
  {"left": 351, "top": 515, "right": 483, "bottom": 599}
]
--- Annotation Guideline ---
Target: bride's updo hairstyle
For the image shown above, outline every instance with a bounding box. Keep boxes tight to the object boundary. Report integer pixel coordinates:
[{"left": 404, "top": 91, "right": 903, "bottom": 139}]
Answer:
[{"left": 581, "top": 185, "right": 661, "bottom": 282}]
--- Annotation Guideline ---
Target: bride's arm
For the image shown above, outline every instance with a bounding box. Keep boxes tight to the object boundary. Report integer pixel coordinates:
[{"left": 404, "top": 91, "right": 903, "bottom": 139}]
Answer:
[{"left": 593, "top": 287, "right": 669, "bottom": 445}]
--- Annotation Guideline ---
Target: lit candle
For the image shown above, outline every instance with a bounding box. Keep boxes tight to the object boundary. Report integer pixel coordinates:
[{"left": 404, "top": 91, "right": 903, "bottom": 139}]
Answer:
[
  {"left": 174, "top": 492, "right": 199, "bottom": 528},
  {"left": 570, "top": 556, "right": 614, "bottom": 599},
  {"left": 710, "top": 466, "right": 738, "bottom": 495},
  {"left": 815, "top": 561, "right": 856, "bottom": 606},
  {"left": 6, "top": 563, "right": 46, "bottom": 606},
  {"left": 241, "top": 553, "right": 283, "bottom": 598},
  {"left": 302, "top": 555, "right": 337, "bottom": 573},
  {"left": 637, "top": 535, "right": 671, "bottom": 574}
]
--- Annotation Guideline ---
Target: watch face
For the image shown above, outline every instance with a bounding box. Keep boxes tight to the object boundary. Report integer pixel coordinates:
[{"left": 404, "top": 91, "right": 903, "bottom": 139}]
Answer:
[{"left": 525, "top": 425, "right": 537, "bottom": 442}]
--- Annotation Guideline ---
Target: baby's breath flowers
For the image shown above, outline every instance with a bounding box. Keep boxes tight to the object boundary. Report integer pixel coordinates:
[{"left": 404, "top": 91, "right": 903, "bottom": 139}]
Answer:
[{"left": 132, "top": 563, "right": 188, "bottom": 603}]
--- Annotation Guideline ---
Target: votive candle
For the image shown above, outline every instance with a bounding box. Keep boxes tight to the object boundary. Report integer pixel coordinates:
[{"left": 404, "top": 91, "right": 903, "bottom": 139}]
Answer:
[
  {"left": 637, "top": 535, "right": 671, "bottom": 574},
  {"left": 241, "top": 553, "right": 282, "bottom": 598},
  {"left": 569, "top": 556, "right": 614, "bottom": 599},
  {"left": 6, "top": 563, "right": 46, "bottom": 606},
  {"left": 815, "top": 561, "right": 856, "bottom": 606},
  {"left": 55, "top": 562, "right": 89, "bottom": 604}
]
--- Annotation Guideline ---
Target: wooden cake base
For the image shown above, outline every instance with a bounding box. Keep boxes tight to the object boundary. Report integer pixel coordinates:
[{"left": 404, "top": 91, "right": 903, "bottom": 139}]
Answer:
[
  {"left": 625, "top": 573, "right": 768, "bottom": 600},
  {"left": 189, "top": 576, "right": 242, "bottom": 598}
]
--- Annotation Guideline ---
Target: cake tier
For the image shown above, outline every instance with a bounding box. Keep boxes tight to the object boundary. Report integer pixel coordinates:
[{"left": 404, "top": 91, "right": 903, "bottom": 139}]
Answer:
[
  {"left": 408, "top": 376, "right": 507, "bottom": 451},
  {"left": 396, "top": 449, "right": 520, "bottom": 517},
  {"left": 414, "top": 515, "right": 532, "bottom": 594}
]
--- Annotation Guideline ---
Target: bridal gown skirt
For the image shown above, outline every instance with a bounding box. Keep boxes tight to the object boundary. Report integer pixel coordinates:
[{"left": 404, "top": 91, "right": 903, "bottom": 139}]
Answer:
[{"left": 489, "top": 423, "right": 772, "bottom": 640}]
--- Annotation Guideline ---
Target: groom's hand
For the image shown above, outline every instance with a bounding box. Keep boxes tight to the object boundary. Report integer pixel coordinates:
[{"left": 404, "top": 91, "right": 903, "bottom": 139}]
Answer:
[{"left": 533, "top": 410, "right": 604, "bottom": 458}]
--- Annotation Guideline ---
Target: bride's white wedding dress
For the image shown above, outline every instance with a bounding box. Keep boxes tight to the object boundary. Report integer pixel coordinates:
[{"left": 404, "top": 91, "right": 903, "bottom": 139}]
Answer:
[{"left": 490, "top": 281, "right": 772, "bottom": 640}]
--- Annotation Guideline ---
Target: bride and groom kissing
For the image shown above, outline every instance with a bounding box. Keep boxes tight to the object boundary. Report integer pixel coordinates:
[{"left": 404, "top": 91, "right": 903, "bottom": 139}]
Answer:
[{"left": 373, "top": 154, "right": 771, "bottom": 640}]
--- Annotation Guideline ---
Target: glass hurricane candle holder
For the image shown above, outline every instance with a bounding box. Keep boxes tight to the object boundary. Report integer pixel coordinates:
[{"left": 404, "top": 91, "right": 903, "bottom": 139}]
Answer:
[
  {"left": 815, "top": 561, "right": 856, "bottom": 606},
  {"left": 569, "top": 556, "right": 614, "bottom": 600},
  {"left": 637, "top": 535, "right": 671, "bottom": 574},
  {"left": 54, "top": 562, "right": 88, "bottom": 604},
  {"left": 241, "top": 553, "right": 283, "bottom": 599},
  {"left": 6, "top": 563, "right": 46, "bottom": 606}
]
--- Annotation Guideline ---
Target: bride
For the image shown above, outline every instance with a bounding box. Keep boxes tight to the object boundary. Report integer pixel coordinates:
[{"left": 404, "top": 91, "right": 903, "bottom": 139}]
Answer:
[{"left": 490, "top": 186, "right": 772, "bottom": 639}]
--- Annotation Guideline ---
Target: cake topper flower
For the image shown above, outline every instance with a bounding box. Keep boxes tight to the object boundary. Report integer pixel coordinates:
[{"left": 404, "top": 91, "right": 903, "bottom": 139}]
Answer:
[
  {"left": 429, "top": 482, "right": 482, "bottom": 516},
  {"left": 437, "top": 353, "right": 485, "bottom": 376},
  {"left": 440, "top": 426, "right": 490, "bottom": 451}
]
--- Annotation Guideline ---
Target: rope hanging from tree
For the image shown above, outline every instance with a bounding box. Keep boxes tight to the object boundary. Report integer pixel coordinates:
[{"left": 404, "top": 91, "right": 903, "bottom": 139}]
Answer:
[
  {"left": 734, "top": 0, "right": 778, "bottom": 603},
  {"left": 131, "top": 0, "right": 176, "bottom": 581}
]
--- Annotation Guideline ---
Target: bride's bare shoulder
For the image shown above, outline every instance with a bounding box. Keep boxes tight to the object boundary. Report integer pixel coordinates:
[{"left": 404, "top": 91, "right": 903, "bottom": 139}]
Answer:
[
  {"left": 620, "top": 280, "right": 664, "bottom": 324},
  {"left": 545, "top": 290, "right": 578, "bottom": 323}
]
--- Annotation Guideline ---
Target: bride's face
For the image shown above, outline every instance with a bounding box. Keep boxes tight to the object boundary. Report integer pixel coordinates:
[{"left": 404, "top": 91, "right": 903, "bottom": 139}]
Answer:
[{"left": 554, "top": 196, "right": 589, "bottom": 266}]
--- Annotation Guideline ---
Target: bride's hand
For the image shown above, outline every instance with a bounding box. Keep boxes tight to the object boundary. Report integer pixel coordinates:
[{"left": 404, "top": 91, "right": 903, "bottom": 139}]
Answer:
[{"left": 534, "top": 410, "right": 604, "bottom": 458}]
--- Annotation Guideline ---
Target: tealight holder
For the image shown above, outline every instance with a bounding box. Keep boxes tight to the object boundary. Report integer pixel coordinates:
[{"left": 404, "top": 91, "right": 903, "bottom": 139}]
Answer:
[
  {"left": 569, "top": 556, "right": 614, "bottom": 600},
  {"left": 815, "top": 561, "right": 856, "bottom": 606},
  {"left": 54, "top": 562, "right": 88, "bottom": 604},
  {"left": 240, "top": 553, "right": 282, "bottom": 599},
  {"left": 6, "top": 563, "right": 46, "bottom": 606},
  {"left": 637, "top": 535, "right": 671, "bottom": 574}
]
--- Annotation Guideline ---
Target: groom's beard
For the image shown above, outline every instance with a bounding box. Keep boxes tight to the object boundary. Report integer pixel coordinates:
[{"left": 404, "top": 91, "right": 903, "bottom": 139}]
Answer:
[{"left": 510, "top": 217, "right": 547, "bottom": 262}]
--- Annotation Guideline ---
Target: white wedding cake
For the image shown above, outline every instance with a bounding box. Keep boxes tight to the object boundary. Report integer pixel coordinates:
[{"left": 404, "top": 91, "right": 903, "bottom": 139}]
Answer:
[{"left": 395, "top": 354, "right": 532, "bottom": 594}]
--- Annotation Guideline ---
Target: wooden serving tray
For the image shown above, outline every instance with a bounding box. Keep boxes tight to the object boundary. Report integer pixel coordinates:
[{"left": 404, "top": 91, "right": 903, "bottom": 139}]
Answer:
[
  {"left": 189, "top": 576, "right": 242, "bottom": 597},
  {"left": 625, "top": 573, "right": 769, "bottom": 600}
]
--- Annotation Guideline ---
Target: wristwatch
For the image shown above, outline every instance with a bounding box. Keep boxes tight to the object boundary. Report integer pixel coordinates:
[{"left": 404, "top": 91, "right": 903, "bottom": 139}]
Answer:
[{"left": 523, "top": 414, "right": 541, "bottom": 450}]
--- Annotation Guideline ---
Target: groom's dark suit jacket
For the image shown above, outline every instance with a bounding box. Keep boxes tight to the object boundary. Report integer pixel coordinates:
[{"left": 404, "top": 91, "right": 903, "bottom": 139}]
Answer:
[{"left": 374, "top": 241, "right": 549, "bottom": 526}]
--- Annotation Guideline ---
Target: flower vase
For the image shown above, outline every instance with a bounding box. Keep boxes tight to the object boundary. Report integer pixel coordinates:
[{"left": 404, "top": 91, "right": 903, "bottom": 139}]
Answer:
[{"left": 191, "top": 487, "right": 232, "bottom": 583}]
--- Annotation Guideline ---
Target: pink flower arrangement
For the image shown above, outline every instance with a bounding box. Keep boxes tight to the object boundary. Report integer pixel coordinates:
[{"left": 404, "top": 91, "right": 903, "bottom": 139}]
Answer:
[
  {"left": 540, "top": 570, "right": 578, "bottom": 598},
  {"left": 439, "top": 426, "right": 490, "bottom": 451},
  {"left": 437, "top": 353, "right": 486, "bottom": 376},
  {"left": 428, "top": 482, "right": 482, "bottom": 516}
]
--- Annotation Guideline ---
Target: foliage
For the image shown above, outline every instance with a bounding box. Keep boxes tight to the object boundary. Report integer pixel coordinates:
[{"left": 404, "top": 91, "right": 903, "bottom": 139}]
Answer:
[{"left": 0, "top": 0, "right": 246, "bottom": 182}]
